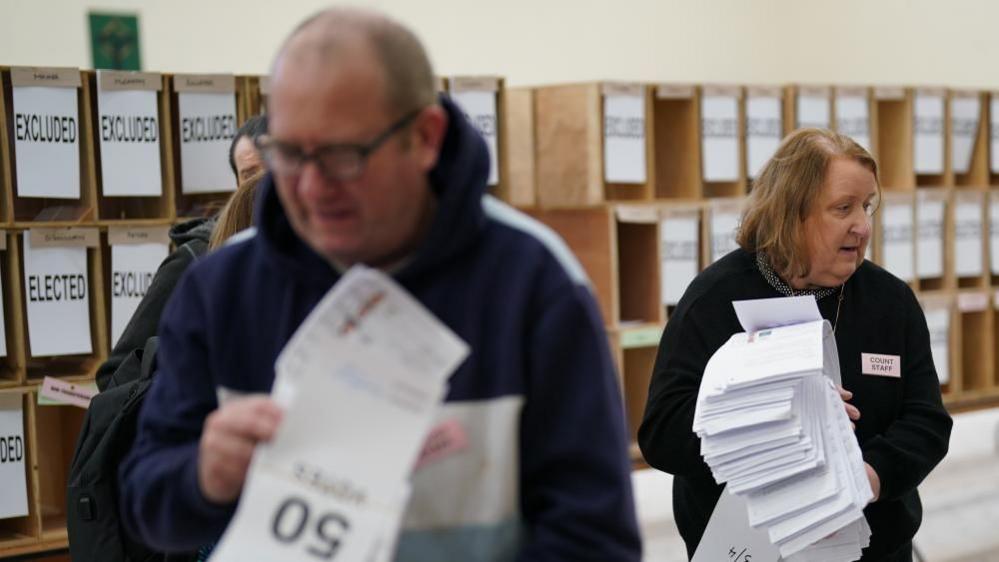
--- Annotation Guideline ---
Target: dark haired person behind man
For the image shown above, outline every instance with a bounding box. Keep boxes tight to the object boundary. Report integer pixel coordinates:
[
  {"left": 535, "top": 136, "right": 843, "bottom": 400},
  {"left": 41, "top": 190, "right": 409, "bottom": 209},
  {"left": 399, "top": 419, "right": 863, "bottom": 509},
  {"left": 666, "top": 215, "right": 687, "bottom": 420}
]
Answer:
[{"left": 119, "top": 7, "right": 641, "bottom": 561}]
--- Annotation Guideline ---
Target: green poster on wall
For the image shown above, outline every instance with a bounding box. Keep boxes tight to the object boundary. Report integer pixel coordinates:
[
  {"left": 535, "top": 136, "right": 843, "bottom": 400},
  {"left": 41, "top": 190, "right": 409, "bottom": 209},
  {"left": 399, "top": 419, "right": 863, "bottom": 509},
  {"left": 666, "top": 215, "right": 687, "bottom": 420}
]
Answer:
[{"left": 89, "top": 12, "right": 142, "bottom": 71}]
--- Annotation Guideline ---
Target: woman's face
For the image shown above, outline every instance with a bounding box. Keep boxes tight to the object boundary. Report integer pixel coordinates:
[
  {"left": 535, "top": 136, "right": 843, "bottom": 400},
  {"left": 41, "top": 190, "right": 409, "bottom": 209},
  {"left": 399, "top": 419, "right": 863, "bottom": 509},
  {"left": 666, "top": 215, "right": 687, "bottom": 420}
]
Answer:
[{"left": 796, "top": 157, "right": 877, "bottom": 289}]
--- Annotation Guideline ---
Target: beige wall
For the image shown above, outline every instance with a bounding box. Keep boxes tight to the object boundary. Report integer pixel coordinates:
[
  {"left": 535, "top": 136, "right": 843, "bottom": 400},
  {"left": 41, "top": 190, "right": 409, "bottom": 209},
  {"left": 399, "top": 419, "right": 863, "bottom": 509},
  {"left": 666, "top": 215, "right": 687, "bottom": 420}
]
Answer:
[{"left": 2, "top": 0, "right": 998, "bottom": 88}]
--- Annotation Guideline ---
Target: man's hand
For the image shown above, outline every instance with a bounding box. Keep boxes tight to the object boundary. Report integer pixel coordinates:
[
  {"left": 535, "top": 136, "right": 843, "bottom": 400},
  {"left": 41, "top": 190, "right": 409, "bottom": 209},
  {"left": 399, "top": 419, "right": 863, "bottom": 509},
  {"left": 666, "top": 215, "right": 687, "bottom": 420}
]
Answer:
[
  {"left": 198, "top": 395, "right": 283, "bottom": 504},
  {"left": 838, "top": 385, "right": 860, "bottom": 429},
  {"left": 865, "top": 462, "right": 881, "bottom": 502}
]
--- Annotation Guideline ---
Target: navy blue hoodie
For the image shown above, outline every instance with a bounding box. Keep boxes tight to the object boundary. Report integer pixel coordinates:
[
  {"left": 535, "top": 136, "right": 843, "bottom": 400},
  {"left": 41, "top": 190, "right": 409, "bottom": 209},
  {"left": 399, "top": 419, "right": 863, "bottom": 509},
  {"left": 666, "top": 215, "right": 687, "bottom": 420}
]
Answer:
[{"left": 119, "top": 98, "right": 642, "bottom": 561}]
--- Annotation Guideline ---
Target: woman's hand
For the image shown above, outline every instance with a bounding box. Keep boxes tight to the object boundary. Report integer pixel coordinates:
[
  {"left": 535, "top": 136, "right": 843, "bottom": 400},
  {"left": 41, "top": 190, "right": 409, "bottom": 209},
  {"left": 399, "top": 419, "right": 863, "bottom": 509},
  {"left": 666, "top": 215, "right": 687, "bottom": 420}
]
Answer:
[{"left": 838, "top": 385, "right": 860, "bottom": 429}]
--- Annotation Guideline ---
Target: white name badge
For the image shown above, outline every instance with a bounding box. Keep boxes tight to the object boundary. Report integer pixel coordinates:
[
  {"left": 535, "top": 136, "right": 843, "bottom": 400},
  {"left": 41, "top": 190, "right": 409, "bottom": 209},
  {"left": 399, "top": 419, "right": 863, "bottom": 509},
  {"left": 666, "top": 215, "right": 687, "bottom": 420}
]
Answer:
[
  {"left": 12, "top": 86, "right": 80, "bottom": 199},
  {"left": 178, "top": 92, "right": 237, "bottom": 193},
  {"left": 449, "top": 88, "right": 499, "bottom": 186},
  {"left": 109, "top": 243, "right": 169, "bottom": 346},
  {"left": 22, "top": 232, "right": 92, "bottom": 357},
  {"left": 97, "top": 72, "right": 163, "bottom": 197},
  {"left": 603, "top": 93, "right": 647, "bottom": 184},
  {"left": 861, "top": 353, "right": 901, "bottom": 378},
  {"left": 0, "top": 394, "right": 28, "bottom": 520}
]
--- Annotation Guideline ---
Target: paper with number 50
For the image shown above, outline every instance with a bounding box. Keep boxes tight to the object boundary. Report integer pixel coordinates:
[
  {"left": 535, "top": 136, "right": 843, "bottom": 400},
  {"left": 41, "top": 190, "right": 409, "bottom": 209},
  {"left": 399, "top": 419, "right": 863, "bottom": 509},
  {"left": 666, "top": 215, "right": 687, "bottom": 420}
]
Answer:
[{"left": 210, "top": 267, "right": 469, "bottom": 561}]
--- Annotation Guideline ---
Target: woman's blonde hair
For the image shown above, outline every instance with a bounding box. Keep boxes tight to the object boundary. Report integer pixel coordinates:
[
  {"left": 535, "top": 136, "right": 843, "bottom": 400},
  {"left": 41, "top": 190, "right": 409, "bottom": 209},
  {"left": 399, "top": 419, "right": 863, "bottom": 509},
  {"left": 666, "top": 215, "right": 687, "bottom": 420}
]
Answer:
[
  {"left": 209, "top": 171, "right": 265, "bottom": 250},
  {"left": 736, "top": 128, "right": 880, "bottom": 281}
]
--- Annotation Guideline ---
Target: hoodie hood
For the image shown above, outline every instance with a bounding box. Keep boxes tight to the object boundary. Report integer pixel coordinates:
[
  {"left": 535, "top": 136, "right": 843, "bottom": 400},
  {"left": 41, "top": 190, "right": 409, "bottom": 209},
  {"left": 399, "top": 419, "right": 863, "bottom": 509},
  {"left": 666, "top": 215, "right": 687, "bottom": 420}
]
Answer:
[
  {"left": 169, "top": 216, "right": 216, "bottom": 247},
  {"left": 254, "top": 95, "right": 491, "bottom": 284}
]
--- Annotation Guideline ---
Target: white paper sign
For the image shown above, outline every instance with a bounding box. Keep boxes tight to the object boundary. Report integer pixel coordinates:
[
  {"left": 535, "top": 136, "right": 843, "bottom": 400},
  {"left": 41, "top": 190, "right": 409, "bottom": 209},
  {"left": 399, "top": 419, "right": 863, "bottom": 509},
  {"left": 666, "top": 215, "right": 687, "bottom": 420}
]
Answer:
[
  {"left": 835, "top": 95, "right": 871, "bottom": 152},
  {"left": 0, "top": 394, "right": 28, "bottom": 520},
  {"left": 924, "top": 308, "right": 950, "bottom": 385},
  {"left": 914, "top": 93, "right": 945, "bottom": 174},
  {"left": 711, "top": 208, "right": 740, "bottom": 263},
  {"left": 692, "top": 486, "right": 780, "bottom": 562},
  {"left": 746, "top": 96, "right": 782, "bottom": 179},
  {"left": 22, "top": 233, "right": 92, "bottom": 357},
  {"left": 991, "top": 194, "right": 999, "bottom": 275},
  {"left": 796, "top": 95, "right": 829, "bottom": 129},
  {"left": 991, "top": 96, "right": 999, "bottom": 173},
  {"left": 702, "top": 95, "right": 740, "bottom": 182},
  {"left": 0, "top": 274, "right": 6, "bottom": 358},
  {"left": 661, "top": 215, "right": 699, "bottom": 305},
  {"left": 97, "top": 78, "right": 162, "bottom": 196},
  {"left": 178, "top": 92, "right": 237, "bottom": 193},
  {"left": 951, "top": 96, "right": 980, "bottom": 174},
  {"left": 604, "top": 94, "right": 646, "bottom": 183},
  {"left": 881, "top": 201, "right": 915, "bottom": 281},
  {"left": 916, "top": 194, "right": 945, "bottom": 279},
  {"left": 110, "top": 243, "right": 169, "bottom": 347},
  {"left": 12, "top": 86, "right": 80, "bottom": 199},
  {"left": 955, "top": 198, "right": 984, "bottom": 277},
  {"left": 450, "top": 90, "right": 498, "bottom": 186}
]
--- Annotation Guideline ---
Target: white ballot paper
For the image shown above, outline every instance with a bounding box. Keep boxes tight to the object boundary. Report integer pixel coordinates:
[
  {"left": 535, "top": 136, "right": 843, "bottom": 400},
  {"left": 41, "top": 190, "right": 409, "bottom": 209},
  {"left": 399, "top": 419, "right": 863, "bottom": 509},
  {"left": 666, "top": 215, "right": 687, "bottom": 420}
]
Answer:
[
  {"left": 210, "top": 267, "right": 469, "bottom": 562},
  {"left": 954, "top": 196, "right": 984, "bottom": 278},
  {"left": 797, "top": 94, "right": 829, "bottom": 130},
  {"left": 990, "top": 194, "right": 999, "bottom": 276},
  {"left": 660, "top": 213, "right": 699, "bottom": 306},
  {"left": 924, "top": 307, "right": 950, "bottom": 385},
  {"left": 992, "top": 95, "right": 999, "bottom": 173},
  {"left": 694, "top": 297, "right": 872, "bottom": 561},
  {"left": 449, "top": 88, "right": 498, "bottom": 186},
  {"left": 880, "top": 200, "right": 915, "bottom": 282},
  {"left": 916, "top": 192, "right": 945, "bottom": 279}
]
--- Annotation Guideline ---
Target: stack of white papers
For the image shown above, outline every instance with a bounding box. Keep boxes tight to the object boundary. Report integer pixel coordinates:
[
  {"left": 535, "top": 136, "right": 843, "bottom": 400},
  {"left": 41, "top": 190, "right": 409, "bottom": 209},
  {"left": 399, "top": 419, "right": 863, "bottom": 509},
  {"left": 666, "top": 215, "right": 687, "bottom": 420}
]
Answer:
[
  {"left": 210, "top": 267, "right": 469, "bottom": 561},
  {"left": 693, "top": 297, "right": 872, "bottom": 561}
]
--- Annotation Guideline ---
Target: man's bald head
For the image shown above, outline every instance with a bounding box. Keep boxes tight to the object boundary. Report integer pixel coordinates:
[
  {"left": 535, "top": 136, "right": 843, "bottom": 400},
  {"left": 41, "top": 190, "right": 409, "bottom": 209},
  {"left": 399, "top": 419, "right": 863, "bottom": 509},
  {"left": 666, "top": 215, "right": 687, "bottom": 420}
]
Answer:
[{"left": 272, "top": 7, "right": 437, "bottom": 116}]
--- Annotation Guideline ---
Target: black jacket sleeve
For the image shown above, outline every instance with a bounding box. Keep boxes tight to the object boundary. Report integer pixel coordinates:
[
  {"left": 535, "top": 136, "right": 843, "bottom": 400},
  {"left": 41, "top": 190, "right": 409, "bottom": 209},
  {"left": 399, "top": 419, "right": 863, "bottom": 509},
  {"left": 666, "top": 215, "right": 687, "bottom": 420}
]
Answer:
[
  {"left": 638, "top": 297, "right": 736, "bottom": 478},
  {"left": 861, "top": 289, "right": 952, "bottom": 502},
  {"left": 96, "top": 241, "right": 204, "bottom": 390}
]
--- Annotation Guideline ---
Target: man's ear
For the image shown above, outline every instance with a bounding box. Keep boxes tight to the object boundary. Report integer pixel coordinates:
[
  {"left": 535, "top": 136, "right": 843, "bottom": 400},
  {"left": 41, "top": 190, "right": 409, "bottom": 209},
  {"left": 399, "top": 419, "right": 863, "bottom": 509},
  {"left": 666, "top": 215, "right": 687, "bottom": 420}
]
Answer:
[{"left": 412, "top": 104, "right": 448, "bottom": 170}]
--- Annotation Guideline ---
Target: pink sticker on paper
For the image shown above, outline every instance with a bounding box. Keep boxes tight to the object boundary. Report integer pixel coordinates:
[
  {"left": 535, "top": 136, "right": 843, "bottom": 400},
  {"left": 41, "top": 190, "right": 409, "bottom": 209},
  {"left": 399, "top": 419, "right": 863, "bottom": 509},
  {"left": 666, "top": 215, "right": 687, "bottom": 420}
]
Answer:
[
  {"left": 39, "top": 376, "right": 97, "bottom": 408},
  {"left": 861, "top": 353, "right": 901, "bottom": 378},
  {"left": 414, "top": 419, "right": 468, "bottom": 471}
]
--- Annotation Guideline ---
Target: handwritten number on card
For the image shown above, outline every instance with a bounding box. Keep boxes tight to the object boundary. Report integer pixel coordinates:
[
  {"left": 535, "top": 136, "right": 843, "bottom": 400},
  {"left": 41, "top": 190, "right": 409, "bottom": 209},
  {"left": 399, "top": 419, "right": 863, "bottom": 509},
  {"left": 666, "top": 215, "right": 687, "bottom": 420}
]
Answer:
[{"left": 271, "top": 496, "right": 350, "bottom": 559}]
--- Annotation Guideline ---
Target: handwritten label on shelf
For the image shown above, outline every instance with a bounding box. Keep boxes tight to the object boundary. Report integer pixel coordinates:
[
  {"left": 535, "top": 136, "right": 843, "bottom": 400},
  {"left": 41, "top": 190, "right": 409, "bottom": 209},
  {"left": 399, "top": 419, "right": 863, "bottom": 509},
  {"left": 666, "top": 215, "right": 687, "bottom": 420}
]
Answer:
[
  {"left": 951, "top": 94, "right": 980, "bottom": 174},
  {"left": 702, "top": 94, "right": 740, "bottom": 182},
  {"left": 660, "top": 213, "right": 699, "bottom": 306},
  {"left": 746, "top": 95, "right": 781, "bottom": 179},
  {"left": 449, "top": 85, "right": 498, "bottom": 186},
  {"left": 97, "top": 70, "right": 163, "bottom": 197},
  {"left": 991, "top": 193, "right": 999, "bottom": 275},
  {"left": 914, "top": 92, "right": 945, "bottom": 174},
  {"left": 916, "top": 192, "right": 945, "bottom": 279},
  {"left": 881, "top": 199, "right": 915, "bottom": 282},
  {"left": 835, "top": 93, "right": 871, "bottom": 152},
  {"left": 923, "top": 306, "right": 950, "bottom": 385},
  {"left": 12, "top": 84, "right": 81, "bottom": 199},
  {"left": 110, "top": 242, "right": 169, "bottom": 347},
  {"left": 796, "top": 91, "right": 829, "bottom": 130},
  {"left": 22, "top": 232, "right": 92, "bottom": 357},
  {"left": 0, "top": 394, "right": 28, "bottom": 520},
  {"left": 954, "top": 194, "right": 984, "bottom": 278},
  {"left": 604, "top": 93, "right": 647, "bottom": 184},
  {"left": 178, "top": 90, "right": 238, "bottom": 194}
]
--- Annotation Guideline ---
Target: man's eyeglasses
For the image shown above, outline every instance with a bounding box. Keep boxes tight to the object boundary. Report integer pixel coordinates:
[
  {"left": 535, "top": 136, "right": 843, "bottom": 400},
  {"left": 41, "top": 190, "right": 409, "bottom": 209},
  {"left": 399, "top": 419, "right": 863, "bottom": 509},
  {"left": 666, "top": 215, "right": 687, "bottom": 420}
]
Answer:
[{"left": 254, "top": 108, "right": 422, "bottom": 182}]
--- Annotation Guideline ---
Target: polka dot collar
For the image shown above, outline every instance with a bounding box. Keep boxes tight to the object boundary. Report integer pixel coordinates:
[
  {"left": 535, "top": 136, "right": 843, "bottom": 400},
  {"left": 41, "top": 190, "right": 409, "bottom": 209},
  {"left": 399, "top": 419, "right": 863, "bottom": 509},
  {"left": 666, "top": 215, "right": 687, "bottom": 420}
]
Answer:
[{"left": 755, "top": 252, "right": 840, "bottom": 301}]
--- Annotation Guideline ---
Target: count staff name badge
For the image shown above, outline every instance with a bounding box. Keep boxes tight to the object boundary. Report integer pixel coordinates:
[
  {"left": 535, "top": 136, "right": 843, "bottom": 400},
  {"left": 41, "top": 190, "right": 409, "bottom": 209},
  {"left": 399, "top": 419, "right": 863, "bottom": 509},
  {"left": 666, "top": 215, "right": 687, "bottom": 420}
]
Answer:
[{"left": 861, "top": 353, "right": 901, "bottom": 378}]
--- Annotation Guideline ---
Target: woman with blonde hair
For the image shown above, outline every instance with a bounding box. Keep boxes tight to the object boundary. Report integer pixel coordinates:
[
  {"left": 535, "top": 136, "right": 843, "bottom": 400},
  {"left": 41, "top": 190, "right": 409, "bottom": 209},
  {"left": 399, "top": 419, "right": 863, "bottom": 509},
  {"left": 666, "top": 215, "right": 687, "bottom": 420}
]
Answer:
[{"left": 639, "top": 128, "right": 952, "bottom": 561}]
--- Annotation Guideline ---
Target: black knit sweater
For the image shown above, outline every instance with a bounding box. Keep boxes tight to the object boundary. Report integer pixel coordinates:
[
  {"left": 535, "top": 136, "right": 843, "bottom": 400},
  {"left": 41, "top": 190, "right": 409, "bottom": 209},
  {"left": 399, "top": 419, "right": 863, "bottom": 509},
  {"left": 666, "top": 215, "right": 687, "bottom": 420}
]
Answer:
[{"left": 638, "top": 248, "right": 952, "bottom": 560}]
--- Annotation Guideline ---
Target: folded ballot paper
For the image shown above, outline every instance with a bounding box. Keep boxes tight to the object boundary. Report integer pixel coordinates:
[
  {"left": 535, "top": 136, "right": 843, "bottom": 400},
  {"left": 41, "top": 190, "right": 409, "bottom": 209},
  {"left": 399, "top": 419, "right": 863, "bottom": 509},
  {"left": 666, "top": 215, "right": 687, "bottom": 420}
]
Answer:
[
  {"left": 210, "top": 266, "right": 469, "bottom": 562},
  {"left": 692, "top": 296, "right": 872, "bottom": 562}
]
